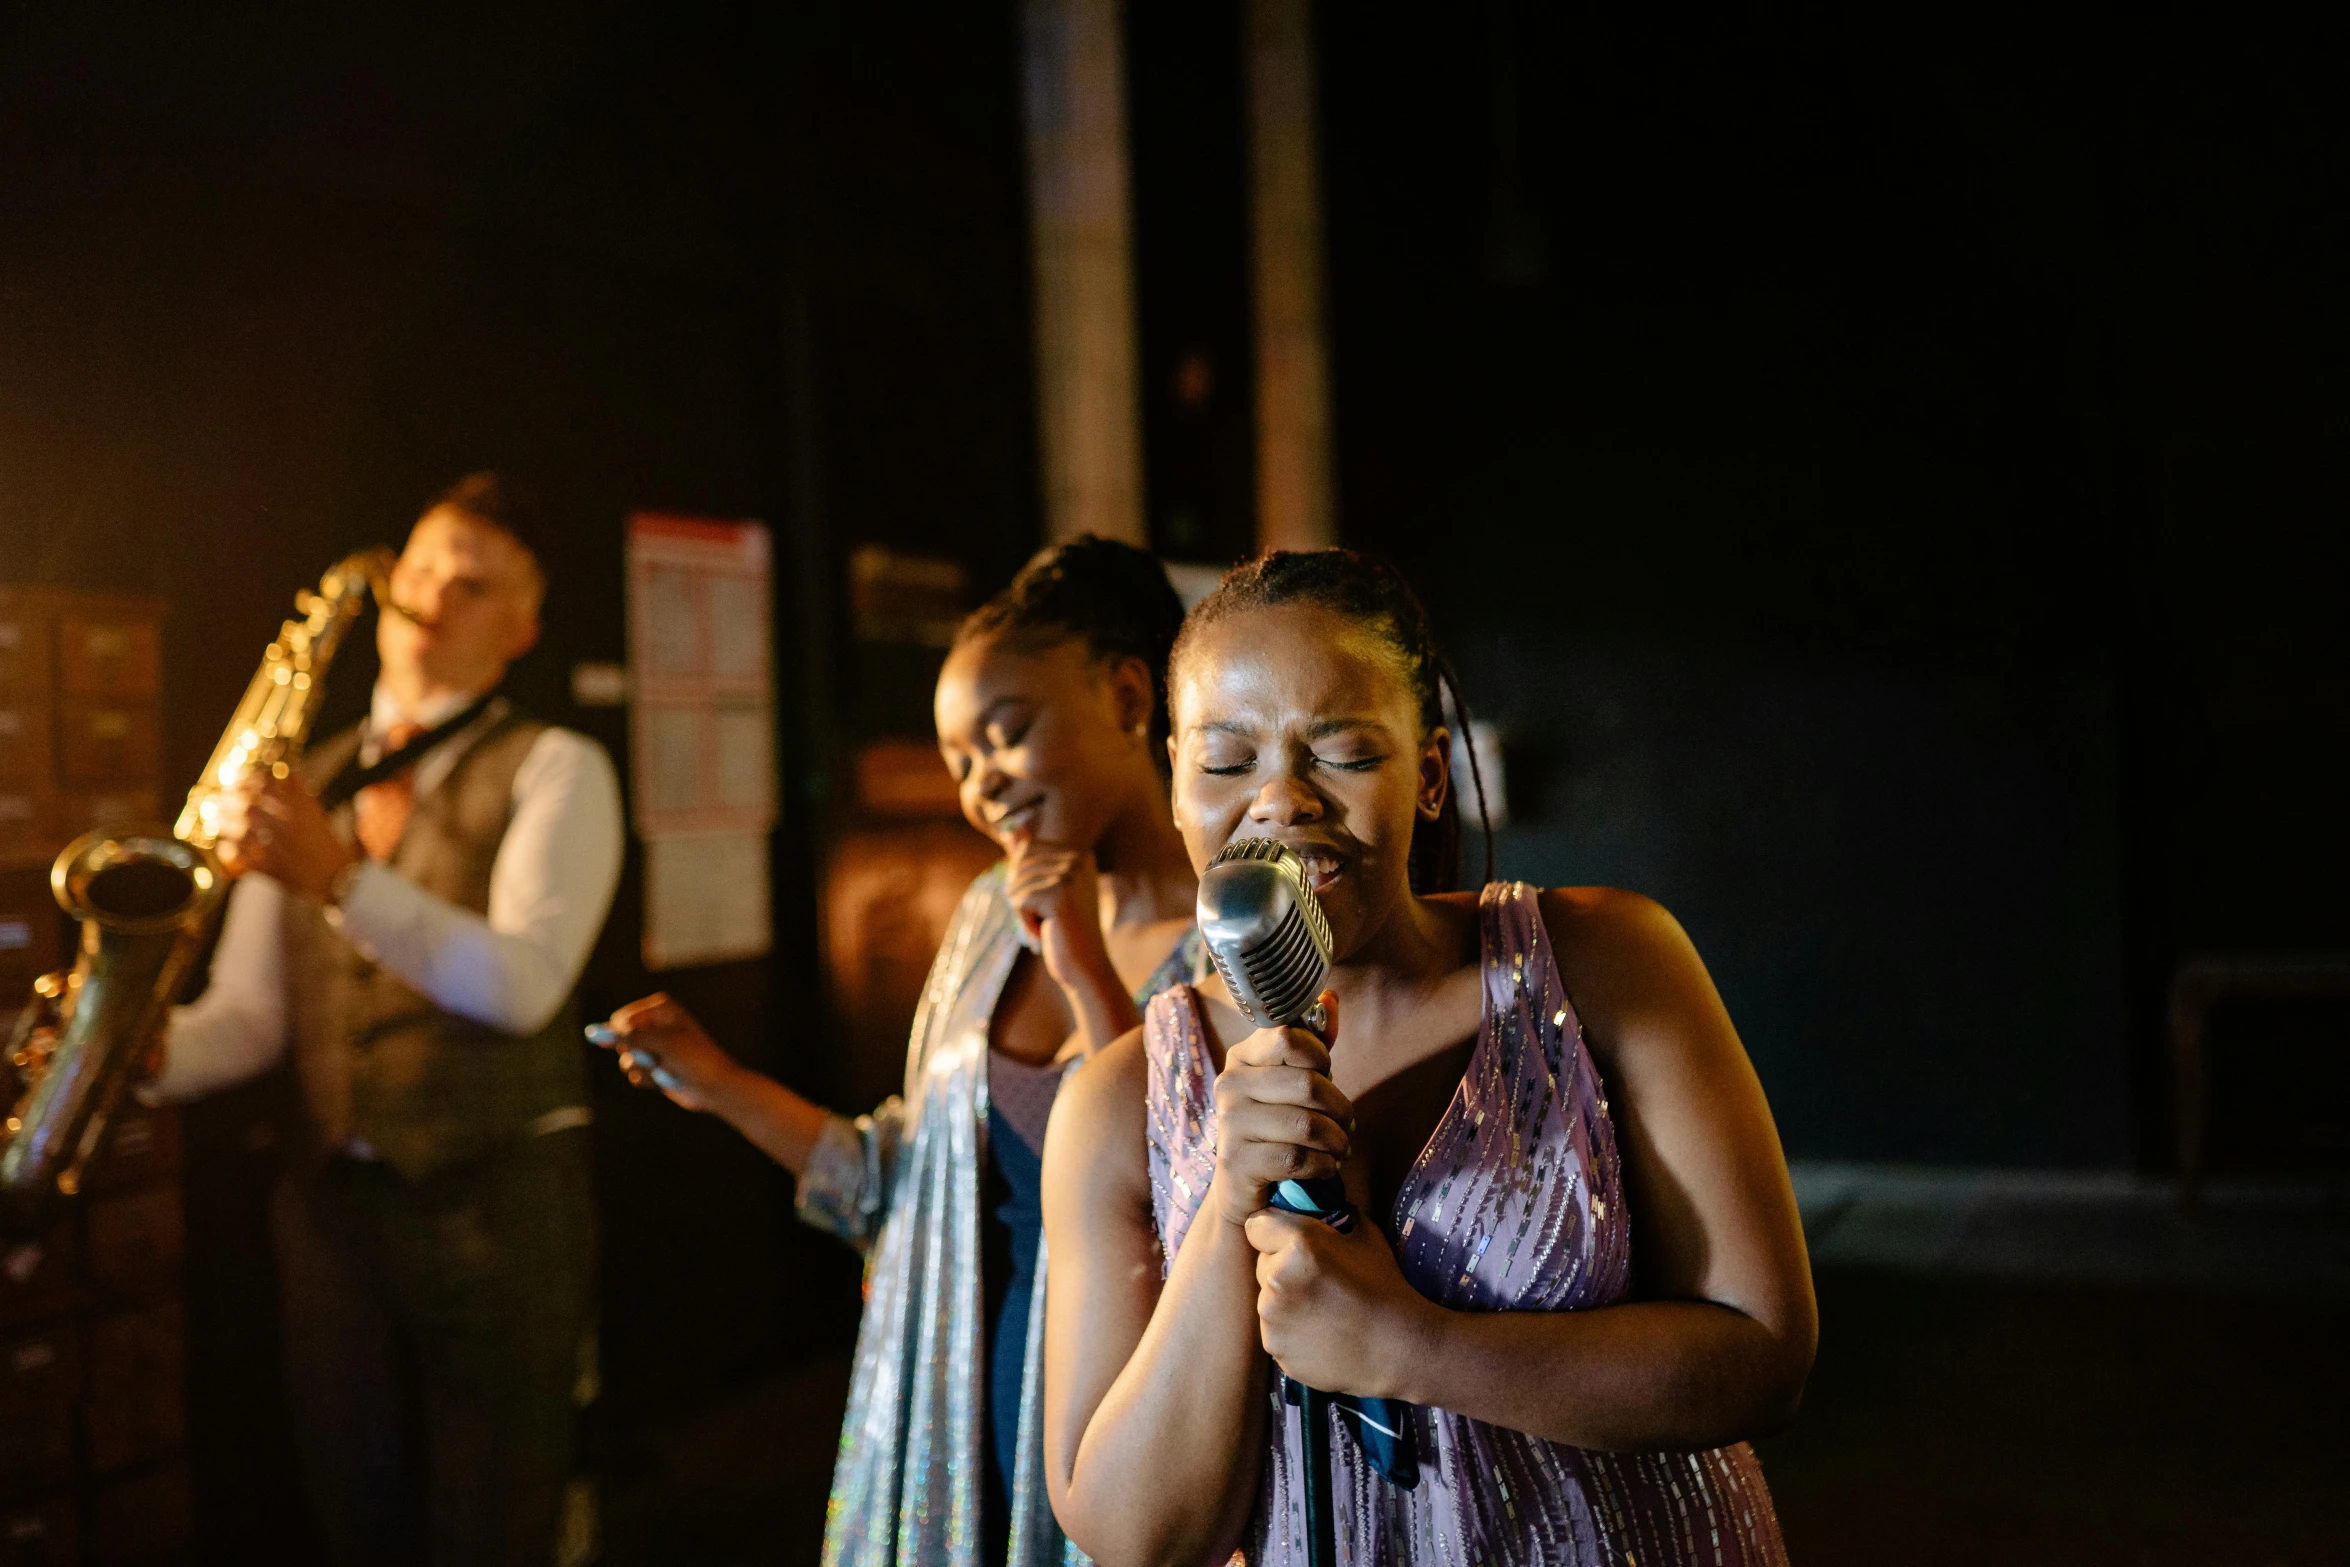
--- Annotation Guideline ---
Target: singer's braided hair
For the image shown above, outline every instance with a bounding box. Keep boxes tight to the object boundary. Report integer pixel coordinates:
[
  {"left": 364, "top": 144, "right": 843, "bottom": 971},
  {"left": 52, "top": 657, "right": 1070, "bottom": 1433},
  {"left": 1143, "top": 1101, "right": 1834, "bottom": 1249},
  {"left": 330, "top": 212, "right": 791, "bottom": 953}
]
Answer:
[
  {"left": 955, "top": 534, "right": 1188, "bottom": 763},
  {"left": 1170, "top": 548, "right": 1493, "bottom": 894}
]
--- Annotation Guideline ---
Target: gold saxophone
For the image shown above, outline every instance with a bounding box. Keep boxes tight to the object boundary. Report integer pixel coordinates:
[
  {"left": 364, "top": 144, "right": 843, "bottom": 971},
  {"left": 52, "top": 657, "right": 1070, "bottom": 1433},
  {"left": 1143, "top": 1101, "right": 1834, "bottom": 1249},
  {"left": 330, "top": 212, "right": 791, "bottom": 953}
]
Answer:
[{"left": 0, "top": 548, "right": 394, "bottom": 1217}]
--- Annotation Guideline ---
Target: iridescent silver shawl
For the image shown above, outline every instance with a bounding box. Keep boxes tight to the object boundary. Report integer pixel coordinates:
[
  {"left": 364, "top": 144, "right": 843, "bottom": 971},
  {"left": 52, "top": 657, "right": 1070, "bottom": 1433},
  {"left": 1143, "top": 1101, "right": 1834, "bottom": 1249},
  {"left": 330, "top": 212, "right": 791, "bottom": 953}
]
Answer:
[{"left": 797, "top": 864, "right": 1087, "bottom": 1567}]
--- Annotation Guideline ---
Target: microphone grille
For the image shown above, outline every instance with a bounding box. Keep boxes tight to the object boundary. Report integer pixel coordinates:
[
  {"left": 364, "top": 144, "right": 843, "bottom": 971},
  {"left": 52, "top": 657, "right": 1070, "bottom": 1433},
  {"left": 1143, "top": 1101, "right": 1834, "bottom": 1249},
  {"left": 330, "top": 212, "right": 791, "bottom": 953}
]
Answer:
[{"left": 1198, "top": 839, "right": 1334, "bottom": 1028}]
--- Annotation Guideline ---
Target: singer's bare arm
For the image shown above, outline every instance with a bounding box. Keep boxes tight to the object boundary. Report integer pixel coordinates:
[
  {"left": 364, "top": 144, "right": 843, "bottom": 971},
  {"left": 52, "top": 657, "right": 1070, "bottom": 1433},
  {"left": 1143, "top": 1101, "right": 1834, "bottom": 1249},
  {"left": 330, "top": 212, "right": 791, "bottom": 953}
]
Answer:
[
  {"left": 1043, "top": 1016, "right": 1355, "bottom": 1567},
  {"left": 598, "top": 889, "right": 1184, "bottom": 1177},
  {"left": 1244, "top": 887, "right": 1816, "bottom": 1452},
  {"left": 601, "top": 995, "right": 831, "bottom": 1173},
  {"left": 1041, "top": 1032, "right": 1260, "bottom": 1565}
]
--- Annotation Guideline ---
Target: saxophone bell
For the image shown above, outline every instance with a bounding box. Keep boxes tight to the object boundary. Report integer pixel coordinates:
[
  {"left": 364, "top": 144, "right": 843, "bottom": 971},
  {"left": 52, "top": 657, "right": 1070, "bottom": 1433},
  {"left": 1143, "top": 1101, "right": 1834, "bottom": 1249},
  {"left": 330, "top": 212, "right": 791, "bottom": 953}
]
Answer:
[{"left": 0, "top": 834, "right": 225, "bottom": 1230}]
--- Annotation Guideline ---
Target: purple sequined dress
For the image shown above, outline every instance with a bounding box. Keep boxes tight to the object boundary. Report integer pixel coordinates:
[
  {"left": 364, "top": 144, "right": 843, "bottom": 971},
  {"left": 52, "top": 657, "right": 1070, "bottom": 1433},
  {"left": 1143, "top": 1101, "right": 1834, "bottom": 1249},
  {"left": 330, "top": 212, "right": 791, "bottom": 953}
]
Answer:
[{"left": 1145, "top": 882, "right": 1789, "bottom": 1566}]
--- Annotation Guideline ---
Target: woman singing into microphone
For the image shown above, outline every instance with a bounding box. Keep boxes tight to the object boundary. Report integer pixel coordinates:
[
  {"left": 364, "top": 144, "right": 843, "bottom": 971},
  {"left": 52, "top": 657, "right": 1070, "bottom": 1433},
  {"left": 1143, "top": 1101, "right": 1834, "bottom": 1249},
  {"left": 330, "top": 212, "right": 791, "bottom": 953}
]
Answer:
[
  {"left": 598, "top": 537, "right": 1199, "bottom": 1567},
  {"left": 1042, "top": 550, "right": 1813, "bottom": 1565}
]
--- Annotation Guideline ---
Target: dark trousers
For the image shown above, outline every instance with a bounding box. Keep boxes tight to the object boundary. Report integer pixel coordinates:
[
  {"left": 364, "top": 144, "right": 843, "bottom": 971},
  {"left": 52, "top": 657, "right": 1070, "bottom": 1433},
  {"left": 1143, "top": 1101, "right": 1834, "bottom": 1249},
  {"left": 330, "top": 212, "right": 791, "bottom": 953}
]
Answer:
[{"left": 270, "top": 1130, "right": 597, "bottom": 1567}]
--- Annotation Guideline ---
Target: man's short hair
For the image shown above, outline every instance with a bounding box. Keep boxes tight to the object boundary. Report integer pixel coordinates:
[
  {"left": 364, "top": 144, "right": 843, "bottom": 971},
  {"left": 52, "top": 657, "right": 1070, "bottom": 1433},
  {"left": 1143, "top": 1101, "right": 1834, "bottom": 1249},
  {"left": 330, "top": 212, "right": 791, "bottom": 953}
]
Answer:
[{"left": 426, "top": 471, "right": 549, "bottom": 601}]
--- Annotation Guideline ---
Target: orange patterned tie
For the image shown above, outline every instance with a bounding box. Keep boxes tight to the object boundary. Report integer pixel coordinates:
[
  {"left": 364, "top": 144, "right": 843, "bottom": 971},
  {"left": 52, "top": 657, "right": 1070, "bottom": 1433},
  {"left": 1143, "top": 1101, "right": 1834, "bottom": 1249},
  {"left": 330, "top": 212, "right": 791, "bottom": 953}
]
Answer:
[{"left": 353, "top": 720, "right": 425, "bottom": 862}]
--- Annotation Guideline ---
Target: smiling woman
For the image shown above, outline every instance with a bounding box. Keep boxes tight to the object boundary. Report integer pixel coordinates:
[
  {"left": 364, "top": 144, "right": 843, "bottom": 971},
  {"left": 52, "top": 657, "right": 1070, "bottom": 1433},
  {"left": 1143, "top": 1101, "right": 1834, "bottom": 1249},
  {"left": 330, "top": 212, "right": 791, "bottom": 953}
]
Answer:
[
  {"left": 595, "top": 535, "right": 1199, "bottom": 1567},
  {"left": 1041, "top": 549, "right": 1813, "bottom": 1567}
]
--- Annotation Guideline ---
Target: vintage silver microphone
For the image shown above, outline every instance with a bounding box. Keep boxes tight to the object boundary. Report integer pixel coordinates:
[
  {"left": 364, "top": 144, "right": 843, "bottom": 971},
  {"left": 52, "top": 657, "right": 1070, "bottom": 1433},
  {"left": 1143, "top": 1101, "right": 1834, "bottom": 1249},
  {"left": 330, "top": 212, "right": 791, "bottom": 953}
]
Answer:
[
  {"left": 1196, "top": 840, "right": 1418, "bottom": 1567},
  {"left": 1196, "top": 839, "right": 1346, "bottom": 1220}
]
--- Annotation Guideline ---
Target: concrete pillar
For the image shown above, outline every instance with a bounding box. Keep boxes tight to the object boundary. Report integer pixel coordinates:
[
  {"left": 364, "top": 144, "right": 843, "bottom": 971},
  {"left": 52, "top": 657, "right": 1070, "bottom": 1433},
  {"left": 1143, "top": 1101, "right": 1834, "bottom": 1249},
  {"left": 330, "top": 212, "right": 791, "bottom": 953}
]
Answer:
[
  {"left": 1020, "top": 0, "right": 1147, "bottom": 545},
  {"left": 1246, "top": 0, "right": 1337, "bottom": 551}
]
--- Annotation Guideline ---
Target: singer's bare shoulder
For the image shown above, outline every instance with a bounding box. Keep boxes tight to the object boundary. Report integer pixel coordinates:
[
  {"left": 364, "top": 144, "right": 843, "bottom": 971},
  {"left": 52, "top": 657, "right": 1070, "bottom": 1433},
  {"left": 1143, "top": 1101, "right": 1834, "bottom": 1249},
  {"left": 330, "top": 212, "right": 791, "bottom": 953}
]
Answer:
[
  {"left": 1535, "top": 883, "right": 1681, "bottom": 934},
  {"left": 1535, "top": 884, "right": 1692, "bottom": 954},
  {"left": 1533, "top": 887, "right": 1727, "bottom": 1073}
]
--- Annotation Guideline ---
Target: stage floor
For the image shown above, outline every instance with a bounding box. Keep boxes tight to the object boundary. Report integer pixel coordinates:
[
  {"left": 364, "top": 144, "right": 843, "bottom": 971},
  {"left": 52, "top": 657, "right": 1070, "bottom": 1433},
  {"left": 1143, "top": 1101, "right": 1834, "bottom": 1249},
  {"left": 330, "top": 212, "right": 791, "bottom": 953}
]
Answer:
[{"left": 595, "top": 1239, "right": 2350, "bottom": 1563}]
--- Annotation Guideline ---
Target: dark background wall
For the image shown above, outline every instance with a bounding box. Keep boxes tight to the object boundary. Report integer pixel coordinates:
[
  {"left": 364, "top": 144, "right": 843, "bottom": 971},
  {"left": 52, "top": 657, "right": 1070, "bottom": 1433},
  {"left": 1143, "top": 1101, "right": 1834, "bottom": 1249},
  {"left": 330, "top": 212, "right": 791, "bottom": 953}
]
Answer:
[{"left": 1289, "top": 3, "right": 2350, "bottom": 1172}]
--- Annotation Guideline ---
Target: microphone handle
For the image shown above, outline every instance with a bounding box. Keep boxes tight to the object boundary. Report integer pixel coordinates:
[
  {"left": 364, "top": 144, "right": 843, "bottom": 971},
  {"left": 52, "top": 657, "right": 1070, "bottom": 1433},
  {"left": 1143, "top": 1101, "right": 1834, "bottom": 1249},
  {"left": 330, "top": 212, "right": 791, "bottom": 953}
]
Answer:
[
  {"left": 1270, "top": 1174, "right": 1354, "bottom": 1225},
  {"left": 1269, "top": 996, "right": 1354, "bottom": 1228},
  {"left": 1262, "top": 996, "right": 1421, "bottom": 1527},
  {"left": 1270, "top": 1001, "right": 1346, "bottom": 1567}
]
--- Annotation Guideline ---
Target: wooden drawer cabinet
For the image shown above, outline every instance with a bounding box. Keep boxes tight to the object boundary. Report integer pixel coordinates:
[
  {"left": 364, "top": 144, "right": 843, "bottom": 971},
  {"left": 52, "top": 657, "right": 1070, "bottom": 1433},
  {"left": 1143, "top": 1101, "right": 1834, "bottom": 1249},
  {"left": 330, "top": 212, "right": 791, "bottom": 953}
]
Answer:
[
  {"left": 0, "top": 604, "right": 53, "bottom": 702},
  {"left": 55, "top": 618, "right": 159, "bottom": 703},
  {"left": 0, "top": 705, "right": 51, "bottom": 789},
  {"left": 84, "top": 1191, "right": 184, "bottom": 1296},
  {"left": 0, "top": 589, "right": 167, "bottom": 853},
  {"left": 0, "top": 1231, "right": 82, "bottom": 1332},
  {"left": 0, "top": 1327, "right": 81, "bottom": 1500},
  {"left": 0, "top": 585, "right": 183, "bottom": 1560},
  {"left": 52, "top": 792, "right": 164, "bottom": 845},
  {"left": 0, "top": 793, "right": 45, "bottom": 864},
  {"left": 57, "top": 706, "right": 161, "bottom": 790},
  {"left": 86, "top": 1304, "right": 185, "bottom": 1475}
]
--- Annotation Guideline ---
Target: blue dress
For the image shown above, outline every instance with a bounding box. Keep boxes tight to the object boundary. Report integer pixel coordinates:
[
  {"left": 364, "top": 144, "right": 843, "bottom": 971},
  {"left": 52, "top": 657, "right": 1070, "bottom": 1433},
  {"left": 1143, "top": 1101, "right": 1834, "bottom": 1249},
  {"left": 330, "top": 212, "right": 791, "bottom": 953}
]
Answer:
[{"left": 982, "top": 930, "right": 1202, "bottom": 1548}]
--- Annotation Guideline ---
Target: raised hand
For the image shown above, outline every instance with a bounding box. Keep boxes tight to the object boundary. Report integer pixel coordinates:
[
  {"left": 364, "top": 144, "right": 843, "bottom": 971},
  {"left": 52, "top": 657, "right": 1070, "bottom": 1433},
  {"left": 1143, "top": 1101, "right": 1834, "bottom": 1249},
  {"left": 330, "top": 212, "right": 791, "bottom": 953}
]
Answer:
[
  {"left": 1004, "top": 834, "right": 1114, "bottom": 991},
  {"left": 221, "top": 775, "right": 357, "bottom": 900},
  {"left": 596, "top": 993, "right": 745, "bottom": 1113}
]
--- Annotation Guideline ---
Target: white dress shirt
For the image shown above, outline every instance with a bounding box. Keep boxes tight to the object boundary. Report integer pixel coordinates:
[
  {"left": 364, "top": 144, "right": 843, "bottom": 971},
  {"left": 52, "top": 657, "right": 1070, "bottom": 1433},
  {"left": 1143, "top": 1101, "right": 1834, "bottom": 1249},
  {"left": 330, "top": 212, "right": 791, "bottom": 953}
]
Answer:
[{"left": 148, "top": 687, "right": 625, "bottom": 1105}]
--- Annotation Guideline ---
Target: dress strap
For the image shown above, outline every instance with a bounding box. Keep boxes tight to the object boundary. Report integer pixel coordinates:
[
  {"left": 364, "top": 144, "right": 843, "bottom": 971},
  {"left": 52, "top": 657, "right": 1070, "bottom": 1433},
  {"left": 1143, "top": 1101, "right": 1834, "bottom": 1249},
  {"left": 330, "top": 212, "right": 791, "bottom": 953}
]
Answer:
[
  {"left": 1133, "top": 925, "right": 1204, "bottom": 1008},
  {"left": 1143, "top": 985, "right": 1218, "bottom": 1276},
  {"left": 1479, "top": 880, "right": 1571, "bottom": 1083}
]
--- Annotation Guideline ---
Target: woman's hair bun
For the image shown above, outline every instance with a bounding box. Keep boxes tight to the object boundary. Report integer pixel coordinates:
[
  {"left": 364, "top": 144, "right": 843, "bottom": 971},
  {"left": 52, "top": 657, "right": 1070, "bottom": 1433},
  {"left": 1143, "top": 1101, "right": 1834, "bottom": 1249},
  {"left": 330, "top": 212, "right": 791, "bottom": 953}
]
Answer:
[{"left": 955, "top": 535, "right": 1189, "bottom": 754}]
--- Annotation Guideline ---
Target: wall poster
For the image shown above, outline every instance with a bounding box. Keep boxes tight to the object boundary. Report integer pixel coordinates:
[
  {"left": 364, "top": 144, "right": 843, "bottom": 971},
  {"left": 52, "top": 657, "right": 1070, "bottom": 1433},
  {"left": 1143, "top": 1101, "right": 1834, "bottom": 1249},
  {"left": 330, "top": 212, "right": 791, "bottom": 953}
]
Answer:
[{"left": 624, "top": 513, "right": 776, "bottom": 970}]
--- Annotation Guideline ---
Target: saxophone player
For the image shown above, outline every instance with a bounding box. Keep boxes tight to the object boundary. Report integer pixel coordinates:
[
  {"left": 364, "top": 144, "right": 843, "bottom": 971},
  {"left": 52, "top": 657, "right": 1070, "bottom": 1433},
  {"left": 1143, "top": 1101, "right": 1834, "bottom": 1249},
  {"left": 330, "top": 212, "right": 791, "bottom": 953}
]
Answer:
[{"left": 146, "top": 474, "right": 623, "bottom": 1566}]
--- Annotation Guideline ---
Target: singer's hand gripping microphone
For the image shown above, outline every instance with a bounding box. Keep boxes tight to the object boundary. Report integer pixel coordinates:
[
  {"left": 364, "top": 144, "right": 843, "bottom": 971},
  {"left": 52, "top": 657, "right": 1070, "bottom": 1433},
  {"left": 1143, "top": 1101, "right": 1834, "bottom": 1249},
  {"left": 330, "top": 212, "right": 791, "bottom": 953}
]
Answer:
[
  {"left": 1195, "top": 839, "right": 1351, "bottom": 1223},
  {"left": 1196, "top": 839, "right": 1420, "bottom": 1544}
]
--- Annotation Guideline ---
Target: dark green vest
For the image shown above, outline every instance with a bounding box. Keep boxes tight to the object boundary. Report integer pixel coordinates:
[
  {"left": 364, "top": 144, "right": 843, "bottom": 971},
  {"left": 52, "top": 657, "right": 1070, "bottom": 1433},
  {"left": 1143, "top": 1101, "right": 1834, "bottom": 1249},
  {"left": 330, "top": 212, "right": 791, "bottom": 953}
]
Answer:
[{"left": 283, "top": 705, "right": 587, "bottom": 1182}]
